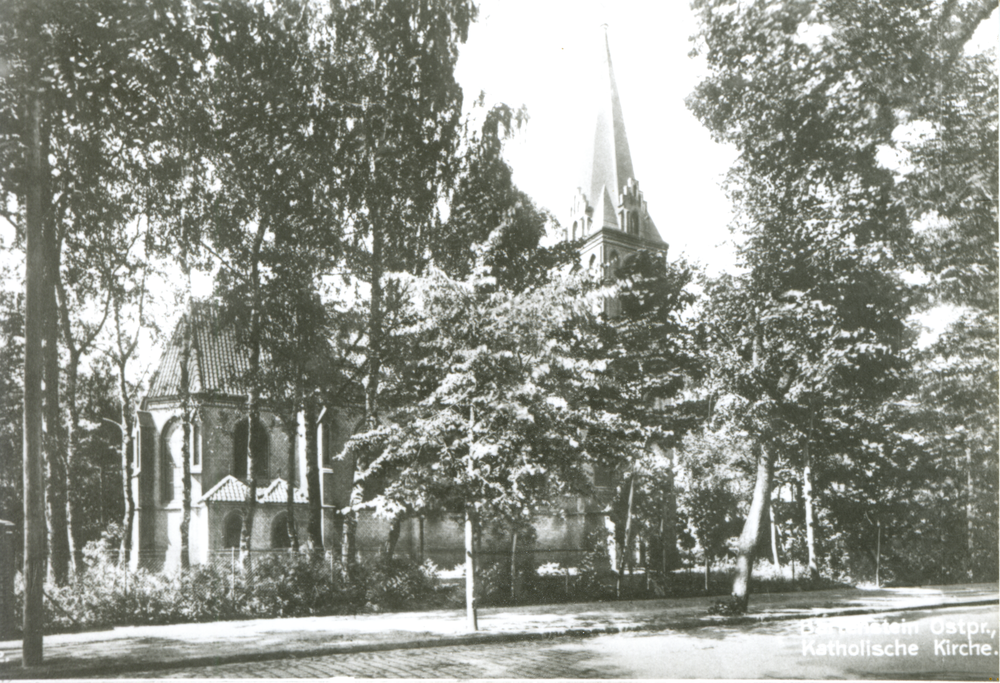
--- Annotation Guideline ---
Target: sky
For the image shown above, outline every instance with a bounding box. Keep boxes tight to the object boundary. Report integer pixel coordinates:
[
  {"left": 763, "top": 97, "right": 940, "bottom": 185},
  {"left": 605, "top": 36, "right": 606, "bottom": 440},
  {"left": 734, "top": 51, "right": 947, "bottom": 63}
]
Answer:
[{"left": 452, "top": 0, "right": 740, "bottom": 274}]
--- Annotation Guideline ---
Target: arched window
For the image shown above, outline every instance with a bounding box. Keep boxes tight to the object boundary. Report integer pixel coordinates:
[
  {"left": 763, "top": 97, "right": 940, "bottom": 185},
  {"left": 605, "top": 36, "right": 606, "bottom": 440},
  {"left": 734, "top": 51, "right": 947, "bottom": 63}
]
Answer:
[
  {"left": 588, "top": 254, "right": 597, "bottom": 271},
  {"left": 192, "top": 422, "right": 201, "bottom": 468},
  {"left": 223, "top": 512, "right": 243, "bottom": 549},
  {"left": 271, "top": 512, "right": 291, "bottom": 549},
  {"left": 628, "top": 212, "right": 639, "bottom": 235},
  {"left": 320, "top": 420, "right": 332, "bottom": 467},
  {"left": 571, "top": 220, "right": 578, "bottom": 240},
  {"left": 607, "top": 250, "right": 620, "bottom": 277},
  {"left": 161, "top": 420, "right": 182, "bottom": 503},
  {"left": 233, "top": 418, "right": 269, "bottom": 481}
]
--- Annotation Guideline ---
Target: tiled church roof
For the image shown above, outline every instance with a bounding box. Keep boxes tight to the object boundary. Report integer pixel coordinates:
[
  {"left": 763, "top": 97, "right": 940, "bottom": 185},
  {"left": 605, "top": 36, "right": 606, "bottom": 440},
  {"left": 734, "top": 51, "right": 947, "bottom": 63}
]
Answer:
[
  {"left": 147, "top": 300, "right": 362, "bottom": 407},
  {"left": 199, "top": 476, "right": 308, "bottom": 504},
  {"left": 148, "top": 301, "right": 250, "bottom": 399}
]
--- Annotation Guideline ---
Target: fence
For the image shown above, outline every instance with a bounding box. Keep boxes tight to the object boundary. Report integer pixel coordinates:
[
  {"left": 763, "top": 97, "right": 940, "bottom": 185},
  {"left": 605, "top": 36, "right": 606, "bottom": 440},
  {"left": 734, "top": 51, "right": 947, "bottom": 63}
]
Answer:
[{"left": 0, "top": 520, "right": 14, "bottom": 637}]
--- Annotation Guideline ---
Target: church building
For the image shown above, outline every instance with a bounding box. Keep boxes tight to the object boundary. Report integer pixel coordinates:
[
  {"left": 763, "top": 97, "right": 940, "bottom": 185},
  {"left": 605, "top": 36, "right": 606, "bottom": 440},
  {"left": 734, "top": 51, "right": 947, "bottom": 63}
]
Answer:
[{"left": 131, "top": 27, "right": 675, "bottom": 573}]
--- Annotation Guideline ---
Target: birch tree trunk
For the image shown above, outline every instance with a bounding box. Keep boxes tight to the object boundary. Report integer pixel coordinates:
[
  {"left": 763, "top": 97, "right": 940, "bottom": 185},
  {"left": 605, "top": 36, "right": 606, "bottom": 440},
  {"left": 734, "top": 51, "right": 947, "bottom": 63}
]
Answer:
[
  {"left": 43, "top": 275, "right": 69, "bottom": 585},
  {"left": 769, "top": 500, "right": 780, "bottom": 566},
  {"left": 180, "top": 312, "right": 192, "bottom": 570},
  {"left": 305, "top": 401, "right": 322, "bottom": 551},
  {"left": 510, "top": 530, "right": 520, "bottom": 603},
  {"left": 240, "top": 220, "right": 268, "bottom": 573},
  {"left": 966, "top": 447, "right": 975, "bottom": 580},
  {"left": 803, "top": 404, "right": 819, "bottom": 580},
  {"left": 286, "top": 412, "right": 299, "bottom": 551},
  {"left": 116, "top": 358, "right": 136, "bottom": 569},
  {"left": 465, "top": 404, "right": 477, "bottom": 631},
  {"left": 63, "top": 347, "right": 81, "bottom": 575},
  {"left": 23, "top": 83, "right": 48, "bottom": 667},
  {"left": 464, "top": 505, "right": 478, "bottom": 632},
  {"left": 731, "top": 444, "right": 774, "bottom": 612}
]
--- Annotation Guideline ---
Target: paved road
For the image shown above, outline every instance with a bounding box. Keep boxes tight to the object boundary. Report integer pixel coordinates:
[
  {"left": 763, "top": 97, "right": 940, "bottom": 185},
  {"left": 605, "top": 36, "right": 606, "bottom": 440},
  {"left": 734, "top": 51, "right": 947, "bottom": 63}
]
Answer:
[{"left": 116, "top": 605, "right": 999, "bottom": 679}]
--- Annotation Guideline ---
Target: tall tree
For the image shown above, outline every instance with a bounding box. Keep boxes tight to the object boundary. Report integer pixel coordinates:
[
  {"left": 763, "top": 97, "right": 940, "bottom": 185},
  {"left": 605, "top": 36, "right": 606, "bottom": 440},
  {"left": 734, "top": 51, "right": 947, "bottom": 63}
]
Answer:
[
  {"left": 686, "top": 0, "right": 993, "bottom": 609},
  {"left": 201, "top": 0, "right": 346, "bottom": 567},
  {"left": 331, "top": 0, "right": 476, "bottom": 564},
  {"left": 893, "top": 42, "right": 998, "bottom": 581},
  {"left": 352, "top": 268, "right": 637, "bottom": 629},
  {"left": 594, "top": 252, "right": 704, "bottom": 574},
  {"left": 54, "top": 261, "right": 111, "bottom": 574},
  {"left": 432, "top": 100, "right": 574, "bottom": 293},
  {"left": 1, "top": 0, "right": 204, "bottom": 599}
]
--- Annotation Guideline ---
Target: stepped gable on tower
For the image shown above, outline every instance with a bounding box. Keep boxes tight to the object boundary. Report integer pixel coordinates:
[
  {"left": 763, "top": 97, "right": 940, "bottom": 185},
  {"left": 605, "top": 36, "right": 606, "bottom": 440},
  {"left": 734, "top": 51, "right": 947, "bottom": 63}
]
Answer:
[{"left": 568, "top": 26, "right": 666, "bottom": 273}]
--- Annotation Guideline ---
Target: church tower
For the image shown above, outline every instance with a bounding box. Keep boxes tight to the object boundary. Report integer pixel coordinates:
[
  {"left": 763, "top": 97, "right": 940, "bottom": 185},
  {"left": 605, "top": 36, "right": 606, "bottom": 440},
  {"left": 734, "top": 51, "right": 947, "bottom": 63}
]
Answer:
[{"left": 568, "top": 26, "right": 667, "bottom": 277}]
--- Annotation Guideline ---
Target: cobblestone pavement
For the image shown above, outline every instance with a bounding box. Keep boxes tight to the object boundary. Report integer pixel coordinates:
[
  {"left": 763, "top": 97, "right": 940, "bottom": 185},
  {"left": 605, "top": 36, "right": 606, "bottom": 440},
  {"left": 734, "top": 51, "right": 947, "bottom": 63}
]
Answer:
[
  {"left": 114, "top": 605, "right": 1000, "bottom": 680},
  {"left": 117, "top": 636, "right": 617, "bottom": 679}
]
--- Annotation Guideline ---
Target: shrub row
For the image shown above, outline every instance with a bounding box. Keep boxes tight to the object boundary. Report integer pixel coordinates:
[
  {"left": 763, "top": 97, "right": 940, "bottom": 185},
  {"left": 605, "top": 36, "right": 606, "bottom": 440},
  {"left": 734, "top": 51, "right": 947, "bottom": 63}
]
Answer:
[
  {"left": 14, "top": 550, "right": 448, "bottom": 635},
  {"left": 13, "top": 538, "right": 840, "bottom": 635}
]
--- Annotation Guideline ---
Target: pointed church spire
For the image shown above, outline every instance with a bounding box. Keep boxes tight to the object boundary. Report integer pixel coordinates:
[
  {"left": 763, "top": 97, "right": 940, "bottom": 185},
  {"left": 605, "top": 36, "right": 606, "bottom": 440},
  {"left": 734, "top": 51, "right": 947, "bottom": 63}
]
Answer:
[
  {"left": 566, "top": 25, "right": 666, "bottom": 267},
  {"left": 583, "top": 25, "right": 635, "bottom": 228}
]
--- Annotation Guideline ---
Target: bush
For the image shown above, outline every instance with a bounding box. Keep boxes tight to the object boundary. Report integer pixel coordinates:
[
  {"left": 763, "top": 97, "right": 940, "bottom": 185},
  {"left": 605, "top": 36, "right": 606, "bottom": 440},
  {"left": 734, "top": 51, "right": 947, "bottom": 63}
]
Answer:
[
  {"left": 247, "top": 553, "right": 352, "bottom": 618},
  {"left": 358, "top": 556, "right": 438, "bottom": 612},
  {"left": 477, "top": 555, "right": 541, "bottom": 607},
  {"left": 12, "top": 548, "right": 453, "bottom": 634},
  {"left": 570, "top": 529, "right": 615, "bottom": 601}
]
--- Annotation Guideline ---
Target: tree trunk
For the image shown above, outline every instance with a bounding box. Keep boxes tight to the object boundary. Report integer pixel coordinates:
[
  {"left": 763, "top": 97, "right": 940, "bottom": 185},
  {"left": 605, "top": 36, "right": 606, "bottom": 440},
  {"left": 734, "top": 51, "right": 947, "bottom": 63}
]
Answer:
[
  {"left": 383, "top": 514, "right": 401, "bottom": 560},
  {"left": 341, "top": 510, "right": 356, "bottom": 568},
  {"left": 56, "top": 277, "right": 110, "bottom": 576},
  {"left": 23, "top": 83, "right": 48, "bottom": 667},
  {"left": 965, "top": 446, "right": 974, "bottom": 580},
  {"left": 704, "top": 556, "right": 710, "bottom": 592},
  {"left": 116, "top": 359, "right": 136, "bottom": 569},
  {"left": 42, "top": 150, "right": 69, "bottom": 586},
  {"left": 180, "top": 313, "right": 192, "bottom": 570},
  {"left": 616, "top": 474, "right": 635, "bottom": 599},
  {"left": 179, "top": 142, "right": 194, "bottom": 572},
  {"left": 286, "top": 415, "right": 299, "bottom": 552},
  {"left": 240, "top": 382, "right": 260, "bottom": 572},
  {"left": 803, "top": 404, "right": 819, "bottom": 580},
  {"left": 510, "top": 529, "right": 520, "bottom": 602},
  {"left": 305, "top": 401, "right": 322, "bottom": 551},
  {"left": 731, "top": 444, "right": 774, "bottom": 612},
  {"left": 43, "top": 290, "right": 69, "bottom": 586},
  {"left": 62, "top": 347, "right": 81, "bottom": 574},
  {"left": 649, "top": 440, "right": 678, "bottom": 571},
  {"left": 240, "top": 221, "right": 268, "bottom": 573},
  {"left": 464, "top": 505, "right": 478, "bottom": 632},
  {"left": 464, "top": 404, "right": 478, "bottom": 630},
  {"left": 346, "top": 211, "right": 385, "bottom": 573},
  {"left": 769, "top": 499, "right": 780, "bottom": 567},
  {"left": 875, "top": 520, "right": 881, "bottom": 587}
]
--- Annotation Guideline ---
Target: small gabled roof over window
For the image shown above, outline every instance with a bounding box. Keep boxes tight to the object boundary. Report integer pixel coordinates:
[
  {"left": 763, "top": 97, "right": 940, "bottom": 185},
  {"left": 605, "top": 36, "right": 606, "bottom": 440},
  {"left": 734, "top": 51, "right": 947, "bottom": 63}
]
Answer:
[
  {"left": 199, "top": 475, "right": 250, "bottom": 504},
  {"left": 199, "top": 475, "right": 307, "bottom": 505},
  {"left": 257, "top": 478, "right": 308, "bottom": 504}
]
